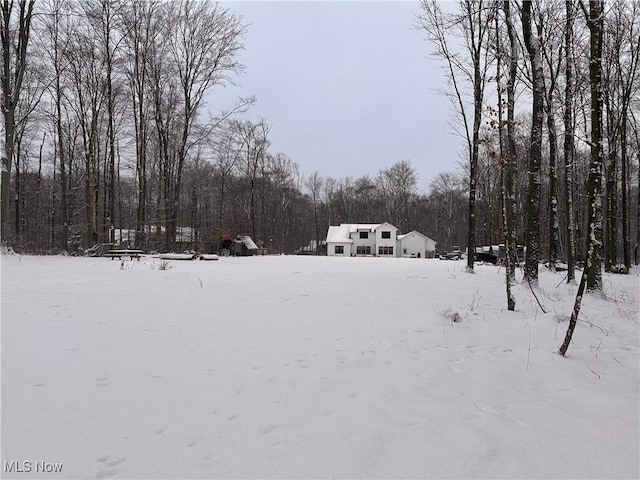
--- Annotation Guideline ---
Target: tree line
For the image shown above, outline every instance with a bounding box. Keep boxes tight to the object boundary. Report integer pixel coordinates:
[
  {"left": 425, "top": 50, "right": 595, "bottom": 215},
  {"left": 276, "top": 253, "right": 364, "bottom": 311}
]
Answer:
[
  {"left": 0, "top": 0, "right": 466, "bottom": 255},
  {"left": 418, "top": 0, "right": 639, "bottom": 303},
  {"left": 1, "top": 0, "right": 638, "bottom": 296}
]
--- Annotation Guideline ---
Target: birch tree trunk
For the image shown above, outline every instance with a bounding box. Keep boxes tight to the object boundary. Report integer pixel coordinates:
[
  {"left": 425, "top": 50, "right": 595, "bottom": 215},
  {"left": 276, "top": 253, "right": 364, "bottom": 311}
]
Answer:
[
  {"left": 584, "top": 0, "right": 604, "bottom": 292},
  {"left": 563, "top": 0, "right": 577, "bottom": 282}
]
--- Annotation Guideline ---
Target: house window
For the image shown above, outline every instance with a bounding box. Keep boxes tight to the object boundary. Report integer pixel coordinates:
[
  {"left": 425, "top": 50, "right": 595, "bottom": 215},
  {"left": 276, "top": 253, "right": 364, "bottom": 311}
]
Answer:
[
  {"left": 378, "top": 246, "right": 394, "bottom": 255},
  {"left": 335, "top": 245, "right": 344, "bottom": 254},
  {"left": 356, "top": 245, "right": 371, "bottom": 255},
  {"left": 403, "top": 248, "right": 407, "bottom": 254},
  {"left": 359, "top": 231, "right": 368, "bottom": 239},
  {"left": 381, "top": 231, "right": 391, "bottom": 239}
]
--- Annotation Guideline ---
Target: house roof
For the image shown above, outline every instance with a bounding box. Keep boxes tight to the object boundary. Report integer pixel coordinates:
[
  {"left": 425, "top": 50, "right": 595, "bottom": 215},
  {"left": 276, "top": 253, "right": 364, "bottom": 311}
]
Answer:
[
  {"left": 348, "top": 223, "right": 381, "bottom": 233},
  {"left": 373, "top": 222, "right": 397, "bottom": 231},
  {"left": 235, "top": 235, "right": 258, "bottom": 250},
  {"left": 326, "top": 225, "right": 354, "bottom": 243},
  {"left": 397, "top": 230, "right": 436, "bottom": 244},
  {"left": 327, "top": 223, "right": 401, "bottom": 243},
  {"left": 326, "top": 224, "right": 435, "bottom": 245}
]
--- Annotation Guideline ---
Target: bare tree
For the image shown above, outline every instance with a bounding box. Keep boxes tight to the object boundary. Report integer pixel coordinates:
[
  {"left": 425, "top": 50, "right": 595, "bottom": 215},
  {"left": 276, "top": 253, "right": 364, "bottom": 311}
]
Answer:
[
  {"left": 65, "top": 12, "right": 108, "bottom": 247},
  {"left": 378, "top": 159, "right": 418, "bottom": 233},
  {"left": 561, "top": 0, "right": 607, "bottom": 355},
  {"left": 10, "top": 55, "right": 42, "bottom": 240},
  {"left": 563, "top": 0, "right": 577, "bottom": 283},
  {"left": 418, "top": 0, "right": 494, "bottom": 273},
  {"left": 602, "top": 1, "right": 640, "bottom": 273},
  {"left": 1, "top": 0, "right": 35, "bottom": 243},
  {"left": 94, "top": 0, "right": 121, "bottom": 245},
  {"left": 522, "top": 0, "right": 544, "bottom": 286},
  {"left": 305, "top": 171, "right": 324, "bottom": 254},
  {"left": 212, "top": 122, "right": 242, "bottom": 242},
  {"left": 120, "top": 0, "right": 161, "bottom": 249},
  {"left": 38, "top": 0, "right": 74, "bottom": 251},
  {"left": 538, "top": 1, "right": 565, "bottom": 272},
  {"left": 234, "top": 118, "right": 269, "bottom": 241},
  {"left": 581, "top": 0, "right": 605, "bottom": 292},
  {"left": 428, "top": 171, "right": 466, "bottom": 251},
  {"left": 494, "top": 0, "right": 519, "bottom": 310},
  {"left": 167, "top": 0, "right": 245, "bottom": 248},
  {"left": 632, "top": 110, "right": 640, "bottom": 265},
  {"left": 265, "top": 152, "right": 300, "bottom": 252}
]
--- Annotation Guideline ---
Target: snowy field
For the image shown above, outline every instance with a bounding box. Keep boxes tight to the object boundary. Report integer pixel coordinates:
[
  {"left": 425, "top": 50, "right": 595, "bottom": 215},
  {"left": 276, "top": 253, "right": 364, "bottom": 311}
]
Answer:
[{"left": 1, "top": 254, "right": 638, "bottom": 479}]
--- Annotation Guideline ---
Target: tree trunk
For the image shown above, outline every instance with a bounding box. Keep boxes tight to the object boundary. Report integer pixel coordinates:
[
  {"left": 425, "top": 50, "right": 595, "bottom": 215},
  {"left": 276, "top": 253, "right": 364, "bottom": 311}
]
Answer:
[
  {"left": 559, "top": 261, "right": 587, "bottom": 356},
  {"left": 497, "top": 1, "right": 518, "bottom": 310},
  {"left": 14, "top": 135, "right": 21, "bottom": 236},
  {"left": 563, "top": 0, "right": 577, "bottom": 282},
  {"left": 466, "top": 74, "right": 481, "bottom": 273},
  {"left": 104, "top": 1, "right": 116, "bottom": 245},
  {"left": 1, "top": 0, "right": 35, "bottom": 243},
  {"left": 621, "top": 115, "right": 630, "bottom": 271},
  {"left": 522, "top": 0, "right": 544, "bottom": 285},
  {"left": 635, "top": 114, "right": 640, "bottom": 265},
  {"left": 604, "top": 149, "right": 617, "bottom": 272},
  {"left": 546, "top": 93, "right": 560, "bottom": 271},
  {"left": 585, "top": 0, "right": 604, "bottom": 292},
  {"left": 504, "top": 0, "right": 518, "bottom": 281}
]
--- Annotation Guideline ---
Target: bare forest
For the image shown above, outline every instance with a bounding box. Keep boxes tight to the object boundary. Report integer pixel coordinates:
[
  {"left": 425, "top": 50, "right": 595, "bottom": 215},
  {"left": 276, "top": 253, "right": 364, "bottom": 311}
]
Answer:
[{"left": 1, "top": 0, "right": 638, "bottom": 283}]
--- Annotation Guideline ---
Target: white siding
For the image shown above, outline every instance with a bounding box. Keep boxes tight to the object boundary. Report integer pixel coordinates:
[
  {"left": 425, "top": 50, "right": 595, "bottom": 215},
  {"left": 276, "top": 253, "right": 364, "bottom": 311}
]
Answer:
[
  {"left": 327, "top": 242, "right": 351, "bottom": 256},
  {"left": 424, "top": 238, "right": 437, "bottom": 257},
  {"left": 398, "top": 232, "right": 437, "bottom": 258},
  {"left": 351, "top": 229, "right": 376, "bottom": 256},
  {"left": 375, "top": 223, "right": 397, "bottom": 257},
  {"left": 399, "top": 233, "right": 426, "bottom": 258}
]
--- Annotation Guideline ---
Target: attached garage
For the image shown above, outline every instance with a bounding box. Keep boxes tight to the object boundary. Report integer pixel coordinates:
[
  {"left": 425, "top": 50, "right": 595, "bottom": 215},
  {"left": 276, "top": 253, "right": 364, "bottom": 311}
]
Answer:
[{"left": 398, "top": 231, "right": 437, "bottom": 258}]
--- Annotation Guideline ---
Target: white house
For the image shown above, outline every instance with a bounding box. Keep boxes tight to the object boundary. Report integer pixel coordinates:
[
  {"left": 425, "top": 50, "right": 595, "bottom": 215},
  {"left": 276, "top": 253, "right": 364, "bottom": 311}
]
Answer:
[{"left": 326, "top": 223, "right": 436, "bottom": 258}]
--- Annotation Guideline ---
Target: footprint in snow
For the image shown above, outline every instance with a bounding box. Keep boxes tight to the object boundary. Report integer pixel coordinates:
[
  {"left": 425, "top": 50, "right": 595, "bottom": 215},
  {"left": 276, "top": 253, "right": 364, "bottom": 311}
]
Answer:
[
  {"left": 187, "top": 438, "right": 200, "bottom": 448},
  {"left": 95, "top": 455, "right": 126, "bottom": 479},
  {"left": 96, "top": 455, "right": 126, "bottom": 468},
  {"left": 260, "top": 424, "right": 279, "bottom": 435},
  {"left": 96, "top": 470, "right": 119, "bottom": 479}
]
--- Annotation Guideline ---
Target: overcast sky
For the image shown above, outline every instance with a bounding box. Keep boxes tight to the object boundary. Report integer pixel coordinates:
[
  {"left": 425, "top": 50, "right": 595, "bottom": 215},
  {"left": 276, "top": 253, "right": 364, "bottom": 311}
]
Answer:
[{"left": 210, "top": 1, "right": 462, "bottom": 191}]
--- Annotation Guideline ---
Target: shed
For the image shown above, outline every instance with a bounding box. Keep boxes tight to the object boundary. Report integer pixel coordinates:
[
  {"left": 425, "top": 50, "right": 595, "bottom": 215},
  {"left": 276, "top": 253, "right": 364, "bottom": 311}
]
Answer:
[{"left": 233, "top": 235, "right": 258, "bottom": 256}]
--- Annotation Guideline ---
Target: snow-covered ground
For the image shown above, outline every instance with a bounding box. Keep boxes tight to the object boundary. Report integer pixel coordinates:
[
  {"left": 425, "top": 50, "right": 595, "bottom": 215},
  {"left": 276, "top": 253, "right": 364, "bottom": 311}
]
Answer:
[{"left": 1, "top": 254, "right": 638, "bottom": 479}]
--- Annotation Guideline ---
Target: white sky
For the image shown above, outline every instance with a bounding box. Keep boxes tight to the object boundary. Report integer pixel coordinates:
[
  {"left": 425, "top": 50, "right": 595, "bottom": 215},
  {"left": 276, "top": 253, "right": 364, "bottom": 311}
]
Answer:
[{"left": 209, "top": 1, "right": 463, "bottom": 191}]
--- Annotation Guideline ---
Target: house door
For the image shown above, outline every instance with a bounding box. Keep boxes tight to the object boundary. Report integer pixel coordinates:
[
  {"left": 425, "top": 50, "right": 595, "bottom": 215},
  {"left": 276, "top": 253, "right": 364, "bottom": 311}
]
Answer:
[{"left": 418, "top": 252, "right": 421, "bottom": 258}]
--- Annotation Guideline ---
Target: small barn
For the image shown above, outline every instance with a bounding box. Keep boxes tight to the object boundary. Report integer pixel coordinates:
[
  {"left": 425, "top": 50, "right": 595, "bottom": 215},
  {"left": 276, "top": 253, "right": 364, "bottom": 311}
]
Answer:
[{"left": 232, "top": 235, "right": 258, "bottom": 256}]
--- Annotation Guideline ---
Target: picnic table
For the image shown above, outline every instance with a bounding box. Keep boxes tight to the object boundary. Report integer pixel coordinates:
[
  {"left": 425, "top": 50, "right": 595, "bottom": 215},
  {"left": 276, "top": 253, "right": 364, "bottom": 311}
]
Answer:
[{"left": 104, "top": 249, "right": 145, "bottom": 260}]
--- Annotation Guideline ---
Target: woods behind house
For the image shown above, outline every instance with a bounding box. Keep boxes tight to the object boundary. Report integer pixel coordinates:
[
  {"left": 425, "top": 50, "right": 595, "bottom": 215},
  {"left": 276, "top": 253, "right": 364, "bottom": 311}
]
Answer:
[{"left": 1, "top": 0, "right": 638, "bottom": 283}]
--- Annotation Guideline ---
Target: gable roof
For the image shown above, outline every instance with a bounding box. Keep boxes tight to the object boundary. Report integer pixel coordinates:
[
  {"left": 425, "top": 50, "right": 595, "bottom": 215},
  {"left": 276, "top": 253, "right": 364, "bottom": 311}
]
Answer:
[
  {"left": 374, "top": 222, "right": 397, "bottom": 231},
  {"left": 235, "top": 235, "right": 258, "bottom": 250},
  {"left": 397, "top": 230, "right": 436, "bottom": 243},
  {"left": 348, "top": 223, "right": 380, "bottom": 233},
  {"left": 326, "top": 225, "right": 354, "bottom": 243},
  {"left": 327, "top": 223, "right": 402, "bottom": 243}
]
